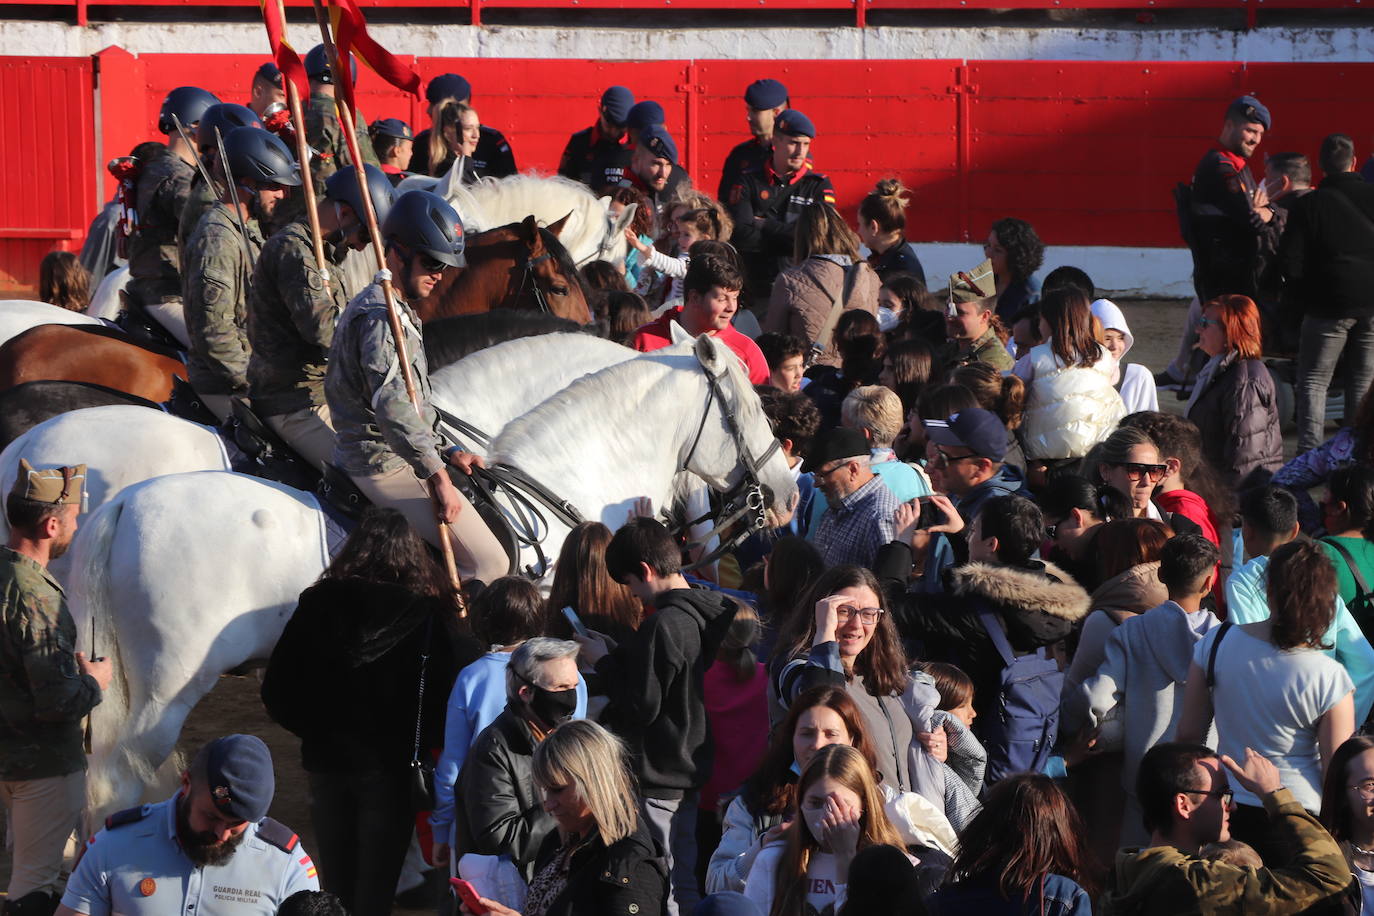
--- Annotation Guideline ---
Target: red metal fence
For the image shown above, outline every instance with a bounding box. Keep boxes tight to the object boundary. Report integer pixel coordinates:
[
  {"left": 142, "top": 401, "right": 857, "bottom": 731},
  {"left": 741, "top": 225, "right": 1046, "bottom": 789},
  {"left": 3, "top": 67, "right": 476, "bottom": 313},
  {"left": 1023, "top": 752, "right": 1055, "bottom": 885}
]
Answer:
[{"left": 3, "top": 49, "right": 1372, "bottom": 292}]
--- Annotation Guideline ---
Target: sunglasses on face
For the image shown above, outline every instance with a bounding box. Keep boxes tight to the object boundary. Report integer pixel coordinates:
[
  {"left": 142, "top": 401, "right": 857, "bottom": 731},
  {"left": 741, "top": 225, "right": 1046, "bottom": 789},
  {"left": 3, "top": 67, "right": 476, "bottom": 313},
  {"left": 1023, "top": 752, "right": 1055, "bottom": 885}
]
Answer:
[
  {"left": 415, "top": 253, "right": 448, "bottom": 274},
  {"left": 1176, "top": 785, "right": 1234, "bottom": 806},
  {"left": 931, "top": 448, "right": 980, "bottom": 470},
  {"left": 1195, "top": 316, "right": 1222, "bottom": 330},
  {"left": 1110, "top": 462, "right": 1168, "bottom": 483}
]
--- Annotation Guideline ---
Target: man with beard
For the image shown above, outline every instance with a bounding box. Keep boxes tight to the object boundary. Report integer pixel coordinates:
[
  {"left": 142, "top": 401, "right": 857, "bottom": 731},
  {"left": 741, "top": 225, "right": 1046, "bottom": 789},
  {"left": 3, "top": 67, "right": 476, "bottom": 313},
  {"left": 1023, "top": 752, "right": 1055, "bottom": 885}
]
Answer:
[
  {"left": 325, "top": 189, "right": 508, "bottom": 586},
  {"left": 0, "top": 462, "right": 109, "bottom": 916},
  {"left": 183, "top": 126, "right": 300, "bottom": 422},
  {"left": 57, "top": 734, "right": 317, "bottom": 916}
]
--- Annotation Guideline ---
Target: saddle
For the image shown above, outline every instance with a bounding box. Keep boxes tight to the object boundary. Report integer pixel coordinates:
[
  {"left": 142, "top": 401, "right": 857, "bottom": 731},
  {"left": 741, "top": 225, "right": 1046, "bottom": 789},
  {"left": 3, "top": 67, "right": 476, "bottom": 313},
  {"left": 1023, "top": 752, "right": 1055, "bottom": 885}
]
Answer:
[{"left": 228, "top": 398, "right": 321, "bottom": 494}]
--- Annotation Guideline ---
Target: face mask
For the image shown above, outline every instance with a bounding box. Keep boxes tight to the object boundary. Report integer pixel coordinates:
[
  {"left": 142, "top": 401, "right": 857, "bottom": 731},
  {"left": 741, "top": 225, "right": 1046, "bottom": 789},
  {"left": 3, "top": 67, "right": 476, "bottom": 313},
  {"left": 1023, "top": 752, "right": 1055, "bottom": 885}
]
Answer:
[{"left": 527, "top": 685, "right": 578, "bottom": 729}]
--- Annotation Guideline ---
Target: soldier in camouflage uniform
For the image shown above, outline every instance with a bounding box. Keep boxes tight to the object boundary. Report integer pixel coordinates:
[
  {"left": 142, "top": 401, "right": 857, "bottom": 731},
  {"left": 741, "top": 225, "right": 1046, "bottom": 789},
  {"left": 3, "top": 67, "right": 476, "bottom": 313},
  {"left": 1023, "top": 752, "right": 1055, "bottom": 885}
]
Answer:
[
  {"left": 126, "top": 86, "right": 220, "bottom": 349},
  {"left": 183, "top": 127, "right": 300, "bottom": 422},
  {"left": 301, "top": 45, "right": 379, "bottom": 201},
  {"left": 0, "top": 461, "right": 111, "bottom": 916},
  {"left": 937, "top": 259, "right": 1015, "bottom": 374},
  {"left": 247, "top": 164, "right": 394, "bottom": 471},
  {"left": 176, "top": 104, "right": 263, "bottom": 270},
  {"left": 325, "top": 189, "right": 507, "bottom": 586}
]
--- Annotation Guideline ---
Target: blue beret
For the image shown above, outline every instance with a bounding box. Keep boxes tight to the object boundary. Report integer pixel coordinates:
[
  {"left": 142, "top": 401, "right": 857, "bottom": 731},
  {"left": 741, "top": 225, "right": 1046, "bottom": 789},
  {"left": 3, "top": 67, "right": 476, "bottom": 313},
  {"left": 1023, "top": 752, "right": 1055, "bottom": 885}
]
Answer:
[
  {"left": 600, "top": 86, "right": 635, "bottom": 127},
  {"left": 198, "top": 735, "right": 275, "bottom": 823},
  {"left": 627, "top": 100, "right": 666, "bottom": 131},
  {"left": 774, "top": 109, "right": 816, "bottom": 139},
  {"left": 744, "top": 78, "right": 788, "bottom": 111},
  {"left": 427, "top": 74, "right": 472, "bottom": 104},
  {"left": 369, "top": 117, "right": 412, "bottom": 141},
  {"left": 1227, "top": 95, "right": 1271, "bottom": 130},
  {"left": 639, "top": 123, "right": 678, "bottom": 166},
  {"left": 255, "top": 62, "right": 282, "bottom": 89}
]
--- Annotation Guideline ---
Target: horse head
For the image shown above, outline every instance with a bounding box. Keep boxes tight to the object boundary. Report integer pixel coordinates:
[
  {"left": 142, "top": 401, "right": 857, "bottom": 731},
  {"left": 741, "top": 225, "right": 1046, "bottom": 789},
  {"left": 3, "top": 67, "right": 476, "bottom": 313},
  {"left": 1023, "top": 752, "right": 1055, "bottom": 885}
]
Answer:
[
  {"left": 684, "top": 331, "right": 798, "bottom": 530},
  {"left": 514, "top": 214, "right": 592, "bottom": 324}
]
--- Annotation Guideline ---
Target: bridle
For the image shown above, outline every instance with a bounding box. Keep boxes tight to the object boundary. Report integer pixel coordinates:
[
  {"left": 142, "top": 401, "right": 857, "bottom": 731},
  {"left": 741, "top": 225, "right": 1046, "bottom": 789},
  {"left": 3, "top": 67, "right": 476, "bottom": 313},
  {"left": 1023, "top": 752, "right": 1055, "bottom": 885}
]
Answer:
[
  {"left": 510, "top": 247, "right": 556, "bottom": 315},
  {"left": 676, "top": 361, "right": 783, "bottom": 570}
]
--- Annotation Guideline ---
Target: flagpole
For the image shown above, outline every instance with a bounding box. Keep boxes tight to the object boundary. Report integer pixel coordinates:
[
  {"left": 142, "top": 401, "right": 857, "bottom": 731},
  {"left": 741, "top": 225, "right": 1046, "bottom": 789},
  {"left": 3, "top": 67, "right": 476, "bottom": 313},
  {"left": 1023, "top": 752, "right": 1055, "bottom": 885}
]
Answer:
[
  {"left": 310, "top": 0, "right": 465, "bottom": 607},
  {"left": 272, "top": 0, "right": 331, "bottom": 295}
]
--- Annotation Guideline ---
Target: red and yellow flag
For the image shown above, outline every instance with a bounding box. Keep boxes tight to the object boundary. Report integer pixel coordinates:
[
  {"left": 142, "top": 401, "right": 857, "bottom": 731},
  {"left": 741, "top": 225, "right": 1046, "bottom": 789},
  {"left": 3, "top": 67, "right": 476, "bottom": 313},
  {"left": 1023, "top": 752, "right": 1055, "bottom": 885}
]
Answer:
[
  {"left": 325, "top": 0, "right": 421, "bottom": 113},
  {"left": 259, "top": 0, "right": 308, "bottom": 100}
]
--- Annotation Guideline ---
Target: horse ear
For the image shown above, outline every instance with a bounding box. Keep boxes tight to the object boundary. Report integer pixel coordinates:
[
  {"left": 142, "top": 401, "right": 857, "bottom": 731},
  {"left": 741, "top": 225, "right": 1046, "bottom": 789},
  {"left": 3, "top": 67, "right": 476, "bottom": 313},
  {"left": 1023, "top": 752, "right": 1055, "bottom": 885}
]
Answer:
[
  {"left": 598, "top": 195, "right": 612, "bottom": 212},
  {"left": 612, "top": 203, "right": 638, "bottom": 236},
  {"left": 693, "top": 330, "right": 727, "bottom": 374},
  {"left": 441, "top": 157, "right": 465, "bottom": 200},
  {"left": 547, "top": 211, "right": 573, "bottom": 238},
  {"left": 519, "top": 214, "right": 540, "bottom": 244},
  {"left": 668, "top": 320, "right": 694, "bottom": 346}
]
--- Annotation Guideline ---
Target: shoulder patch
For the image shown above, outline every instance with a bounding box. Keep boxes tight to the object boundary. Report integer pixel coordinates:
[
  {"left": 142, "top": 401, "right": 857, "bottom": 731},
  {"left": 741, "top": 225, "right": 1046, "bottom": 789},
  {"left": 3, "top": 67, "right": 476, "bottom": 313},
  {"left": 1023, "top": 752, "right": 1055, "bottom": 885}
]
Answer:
[
  {"left": 106, "top": 805, "right": 149, "bottom": 830},
  {"left": 254, "top": 817, "right": 299, "bottom": 853}
]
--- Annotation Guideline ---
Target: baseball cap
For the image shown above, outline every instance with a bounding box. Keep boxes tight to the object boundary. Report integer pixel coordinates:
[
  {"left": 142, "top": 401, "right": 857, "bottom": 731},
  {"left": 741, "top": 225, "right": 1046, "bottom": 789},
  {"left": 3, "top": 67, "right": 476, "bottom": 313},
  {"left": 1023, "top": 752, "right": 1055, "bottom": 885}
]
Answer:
[
  {"left": 923, "top": 408, "right": 1007, "bottom": 461},
  {"left": 801, "top": 426, "right": 870, "bottom": 473},
  {"left": 194, "top": 734, "right": 275, "bottom": 823},
  {"left": 600, "top": 86, "right": 635, "bottom": 127}
]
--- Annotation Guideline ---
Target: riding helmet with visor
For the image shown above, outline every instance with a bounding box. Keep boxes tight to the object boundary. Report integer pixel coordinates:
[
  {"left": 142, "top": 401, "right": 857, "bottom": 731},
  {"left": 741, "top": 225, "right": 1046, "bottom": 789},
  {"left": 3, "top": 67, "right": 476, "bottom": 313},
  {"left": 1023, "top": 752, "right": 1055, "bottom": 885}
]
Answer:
[
  {"left": 158, "top": 86, "right": 221, "bottom": 136},
  {"left": 381, "top": 190, "right": 465, "bottom": 268},
  {"left": 325, "top": 164, "right": 397, "bottom": 230},
  {"left": 304, "top": 44, "right": 358, "bottom": 85},
  {"left": 197, "top": 103, "right": 263, "bottom": 150},
  {"left": 221, "top": 127, "right": 302, "bottom": 187}
]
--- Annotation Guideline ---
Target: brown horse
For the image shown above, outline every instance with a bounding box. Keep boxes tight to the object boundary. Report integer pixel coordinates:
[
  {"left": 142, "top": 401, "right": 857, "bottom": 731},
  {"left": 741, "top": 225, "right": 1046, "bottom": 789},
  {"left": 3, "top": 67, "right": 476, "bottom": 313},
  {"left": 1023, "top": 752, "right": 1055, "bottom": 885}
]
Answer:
[
  {"left": 418, "top": 213, "right": 592, "bottom": 324},
  {"left": 0, "top": 324, "right": 187, "bottom": 403}
]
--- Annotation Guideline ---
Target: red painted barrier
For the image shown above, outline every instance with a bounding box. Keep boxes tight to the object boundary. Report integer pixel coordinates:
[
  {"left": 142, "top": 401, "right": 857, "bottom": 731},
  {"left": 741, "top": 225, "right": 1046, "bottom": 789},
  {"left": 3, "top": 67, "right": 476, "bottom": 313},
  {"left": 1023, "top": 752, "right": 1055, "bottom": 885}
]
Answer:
[{"left": 3, "top": 49, "right": 1371, "bottom": 293}]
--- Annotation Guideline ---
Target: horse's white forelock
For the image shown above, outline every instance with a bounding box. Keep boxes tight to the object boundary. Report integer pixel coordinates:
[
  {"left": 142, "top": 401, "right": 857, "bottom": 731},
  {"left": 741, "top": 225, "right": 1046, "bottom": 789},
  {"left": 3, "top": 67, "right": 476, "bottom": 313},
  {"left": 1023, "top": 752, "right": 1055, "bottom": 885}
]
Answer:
[{"left": 465, "top": 173, "right": 611, "bottom": 264}]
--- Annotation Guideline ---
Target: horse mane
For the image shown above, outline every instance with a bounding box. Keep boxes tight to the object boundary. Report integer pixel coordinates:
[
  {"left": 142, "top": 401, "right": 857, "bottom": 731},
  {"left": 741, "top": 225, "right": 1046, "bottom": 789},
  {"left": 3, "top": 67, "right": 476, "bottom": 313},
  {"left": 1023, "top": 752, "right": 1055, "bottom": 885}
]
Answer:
[{"left": 423, "top": 311, "right": 591, "bottom": 371}]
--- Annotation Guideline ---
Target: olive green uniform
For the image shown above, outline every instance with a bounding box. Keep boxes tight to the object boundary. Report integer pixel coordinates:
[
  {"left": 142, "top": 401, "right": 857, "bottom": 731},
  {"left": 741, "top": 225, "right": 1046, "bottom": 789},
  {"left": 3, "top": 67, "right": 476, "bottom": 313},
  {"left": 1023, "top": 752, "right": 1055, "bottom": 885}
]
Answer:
[
  {"left": 303, "top": 91, "right": 379, "bottom": 198},
  {"left": 939, "top": 325, "right": 1015, "bottom": 374}
]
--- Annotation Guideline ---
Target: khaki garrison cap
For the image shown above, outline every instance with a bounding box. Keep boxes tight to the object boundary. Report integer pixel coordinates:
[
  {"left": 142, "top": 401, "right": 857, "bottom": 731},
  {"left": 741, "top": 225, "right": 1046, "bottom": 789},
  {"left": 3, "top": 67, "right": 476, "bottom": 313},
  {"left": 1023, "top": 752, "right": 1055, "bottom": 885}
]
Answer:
[
  {"left": 947, "top": 258, "right": 996, "bottom": 316},
  {"left": 12, "top": 459, "right": 86, "bottom": 506}
]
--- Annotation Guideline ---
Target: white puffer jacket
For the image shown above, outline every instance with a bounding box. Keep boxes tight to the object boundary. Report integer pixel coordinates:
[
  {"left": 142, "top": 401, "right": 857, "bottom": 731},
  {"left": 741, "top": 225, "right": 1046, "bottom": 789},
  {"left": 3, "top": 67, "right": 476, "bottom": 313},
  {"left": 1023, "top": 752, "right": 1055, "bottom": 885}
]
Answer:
[{"left": 1018, "top": 341, "right": 1126, "bottom": 460}]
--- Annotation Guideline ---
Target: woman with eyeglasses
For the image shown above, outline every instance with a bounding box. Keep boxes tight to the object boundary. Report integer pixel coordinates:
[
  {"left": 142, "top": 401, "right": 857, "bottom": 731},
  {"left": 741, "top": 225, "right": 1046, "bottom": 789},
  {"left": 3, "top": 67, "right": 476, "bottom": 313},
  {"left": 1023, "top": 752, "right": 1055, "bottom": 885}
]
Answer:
[
  {"left": 1319, "top": 735, "right": 1374, "bottom": 911},
  {"left": 772, "top": 565, "right": 916, "bottom": 792},
  {"left": 1185, "top": 294, "right": 1282, "bottom": 491},
  {"left": 1178, "top": 540, "right": 1355, "bottom": 860}
]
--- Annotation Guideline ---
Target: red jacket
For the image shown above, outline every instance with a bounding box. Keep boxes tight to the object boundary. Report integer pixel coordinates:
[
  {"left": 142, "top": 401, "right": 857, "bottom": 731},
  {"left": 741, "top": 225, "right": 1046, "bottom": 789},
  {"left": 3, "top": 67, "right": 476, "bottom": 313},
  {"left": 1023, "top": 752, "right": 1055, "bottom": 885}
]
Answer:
[{"left": 632, "top": 307, "right": 771, "bottom": 386}]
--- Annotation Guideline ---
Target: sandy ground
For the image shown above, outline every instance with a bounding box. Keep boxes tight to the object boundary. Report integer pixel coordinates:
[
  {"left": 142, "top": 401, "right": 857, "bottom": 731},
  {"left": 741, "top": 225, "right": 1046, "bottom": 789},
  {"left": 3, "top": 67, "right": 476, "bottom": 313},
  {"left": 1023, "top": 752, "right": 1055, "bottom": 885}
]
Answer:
[{"left": 0, "top": 297, "right": 1321, "bottom": 910}]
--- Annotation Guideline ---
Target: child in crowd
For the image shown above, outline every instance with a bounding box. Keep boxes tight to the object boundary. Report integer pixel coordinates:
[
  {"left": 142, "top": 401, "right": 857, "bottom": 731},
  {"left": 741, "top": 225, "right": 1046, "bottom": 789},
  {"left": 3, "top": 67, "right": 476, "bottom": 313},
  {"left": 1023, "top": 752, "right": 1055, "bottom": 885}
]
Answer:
[
  {"left": 625, "top": 193, "right": 732, "bottom": 304},
  {"left": 756, "top": 332, "right": 807, "bottom": 392},
  {"left": 1200, "top": 840, "right": 1264, "bottom": 868},
  {"left": 604, "top": 291, "right": 652, "bottom": 347}
]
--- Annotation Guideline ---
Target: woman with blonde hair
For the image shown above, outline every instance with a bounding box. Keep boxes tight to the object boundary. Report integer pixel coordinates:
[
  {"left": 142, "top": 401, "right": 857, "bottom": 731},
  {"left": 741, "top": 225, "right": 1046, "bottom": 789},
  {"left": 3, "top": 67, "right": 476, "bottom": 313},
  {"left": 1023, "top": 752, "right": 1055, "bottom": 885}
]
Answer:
[
  {"left": 763, "top": 203, "right": 880, "bottom": 368},
  {"left": 462, "top": 719, "right": 667, "bottom": 916},
  {"left": 744, "top": 744, "right": 908, "bottom": 916},
  {"left": 428, "top": 98, "right": 484, "bottom": 185},
  {"left": 38, "top": 250, "right": 91, "bottom": 313},
  {"left": 857, "top": 178, "right": 926, "bottom": 285}
]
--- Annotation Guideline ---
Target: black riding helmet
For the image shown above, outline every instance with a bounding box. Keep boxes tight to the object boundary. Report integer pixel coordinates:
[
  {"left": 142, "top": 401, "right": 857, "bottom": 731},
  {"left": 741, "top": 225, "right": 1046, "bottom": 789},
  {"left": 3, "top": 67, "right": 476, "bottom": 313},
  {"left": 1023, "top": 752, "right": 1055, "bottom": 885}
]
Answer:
[
  {"left": 158, "top": 86, "right": 221, "bottom": 136},
  {"left": 197, "top": 104, "right": 263, "bottom": 151},
  {"left": 304, "top": 44, "right": 359, "bottom": 85},
  {"left": 382, "top": 190, "right": 465, "bottom": 268},
  {"left": 221, "top": 127, "right": 302, "bottom": 187},
  {"left": 324, "top": 164, "right": 397, "bottom": 228}
]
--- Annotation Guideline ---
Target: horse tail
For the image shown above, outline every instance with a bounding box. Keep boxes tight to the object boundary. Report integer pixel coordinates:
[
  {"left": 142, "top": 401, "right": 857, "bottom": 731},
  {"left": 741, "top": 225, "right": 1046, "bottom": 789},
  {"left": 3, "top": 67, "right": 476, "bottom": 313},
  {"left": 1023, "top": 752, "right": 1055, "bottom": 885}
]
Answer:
[{"left": 68, "top": 495, "right": 143, "bottom": 822}]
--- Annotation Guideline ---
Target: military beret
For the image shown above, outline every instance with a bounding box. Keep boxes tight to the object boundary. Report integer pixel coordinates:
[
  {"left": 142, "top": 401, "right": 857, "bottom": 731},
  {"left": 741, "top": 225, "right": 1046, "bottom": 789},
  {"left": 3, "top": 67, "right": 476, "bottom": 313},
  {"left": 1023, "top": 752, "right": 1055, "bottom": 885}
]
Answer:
[
  {"left": 370, "top": 117, "right": 413, "bottom": 141},
  {"left": 427, "top": 73, "right": 472, "bottom": 104},
  {"left": 774, "top": 109, "right": 816, "bottom": 139},
  {"left": 254, "top": 62, "right": 283, "bottom": 89},
  {"left": 1227, "top": 95, "right": 1271, "bottom": 130},
  {"left": 947, "top": 258, "right": 996, "bottom": 314},
  {"left": 627, "top": 100, "right": 666, "bottom": 131},
  {"left": 195, "top": 734, "right": 275, "bottom": 823},
  {"left": 11, "top": 459, "right": 85, "bottom": 507},
  {"left": 639, "top": 123, "right": 678, "bottom": 166},
  {"left": 600, "top": 86, "right": 635, "bottom": 127},
  {"left": 744, "top": 78, "right": 788, "bottom": 111}
]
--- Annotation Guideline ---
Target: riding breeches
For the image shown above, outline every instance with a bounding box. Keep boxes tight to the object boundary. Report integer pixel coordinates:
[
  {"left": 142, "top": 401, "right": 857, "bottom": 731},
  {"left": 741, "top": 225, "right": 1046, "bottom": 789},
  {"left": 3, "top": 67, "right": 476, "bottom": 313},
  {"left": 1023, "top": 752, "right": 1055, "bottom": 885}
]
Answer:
[
  {"left": 266, "top": 404, "right": 337, "bottom": 474},
  {"left": 348, "top": 464, "right": 509, "bottom": 587},
  {"left": 0, "top": 771, "right": 84, "bottom": 899},
  {"left": 144, "top": 297, "right": 192, "bottom": 349}
]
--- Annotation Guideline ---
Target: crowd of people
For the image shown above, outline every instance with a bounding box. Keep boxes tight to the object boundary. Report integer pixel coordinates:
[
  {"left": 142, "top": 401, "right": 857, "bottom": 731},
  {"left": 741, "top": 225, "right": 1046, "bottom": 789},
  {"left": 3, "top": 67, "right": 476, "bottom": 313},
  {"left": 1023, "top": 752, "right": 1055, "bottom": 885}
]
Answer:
[{"left": 4, "top": 47, "right": 1374, "bottom": 916}]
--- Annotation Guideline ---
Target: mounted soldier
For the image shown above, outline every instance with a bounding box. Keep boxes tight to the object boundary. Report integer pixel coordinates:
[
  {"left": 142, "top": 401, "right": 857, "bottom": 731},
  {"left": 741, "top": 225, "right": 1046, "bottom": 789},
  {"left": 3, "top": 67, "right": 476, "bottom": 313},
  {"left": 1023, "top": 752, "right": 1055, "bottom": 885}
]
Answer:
[
  {"left": 247, "top": 164, "right": 395, "bottom": 472},
  {"left": 176, "top": 103, "right": 263, "bottom": 267},
  {"left": 125, "top": 85, "right": 220, "bottom": 348},
  {"left": 183, "top": 126, "right": 300, "bottom": 422},
  {"left": 324, "top": 189, "right": 508, "bottom": 587},
  {"left": 301, "top": 45, "right": 378, "bottom": 198}
]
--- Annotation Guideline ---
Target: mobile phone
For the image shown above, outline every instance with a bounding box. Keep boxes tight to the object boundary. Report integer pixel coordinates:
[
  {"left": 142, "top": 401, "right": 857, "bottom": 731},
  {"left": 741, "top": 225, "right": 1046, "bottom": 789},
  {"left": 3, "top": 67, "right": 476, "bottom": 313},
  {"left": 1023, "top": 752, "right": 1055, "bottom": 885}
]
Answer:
[
  {"left": 561, "top": 606, "right": 589, "bottom": 638},
  {"left": 449, "top": 878, "right": 488, "bottom": 915},
  {"left": 916, "top": 496, "right": 947, "bottom": 530}
]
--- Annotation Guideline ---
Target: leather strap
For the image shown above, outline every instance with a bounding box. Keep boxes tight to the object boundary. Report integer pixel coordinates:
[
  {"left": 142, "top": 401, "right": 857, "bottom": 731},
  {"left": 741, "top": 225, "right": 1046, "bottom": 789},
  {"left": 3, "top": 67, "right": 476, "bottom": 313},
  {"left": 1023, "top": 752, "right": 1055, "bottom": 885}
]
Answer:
[{"left": 1206, "top": 621, "right": 1233, "bottom": 689}]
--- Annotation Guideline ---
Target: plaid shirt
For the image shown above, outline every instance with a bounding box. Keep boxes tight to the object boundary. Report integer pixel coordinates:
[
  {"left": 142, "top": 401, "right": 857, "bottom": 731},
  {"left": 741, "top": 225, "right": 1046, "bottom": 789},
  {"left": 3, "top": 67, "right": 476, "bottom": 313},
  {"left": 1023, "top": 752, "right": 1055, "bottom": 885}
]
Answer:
[{"left": 813, "top": 474, "right": 899, "bottom": 569}]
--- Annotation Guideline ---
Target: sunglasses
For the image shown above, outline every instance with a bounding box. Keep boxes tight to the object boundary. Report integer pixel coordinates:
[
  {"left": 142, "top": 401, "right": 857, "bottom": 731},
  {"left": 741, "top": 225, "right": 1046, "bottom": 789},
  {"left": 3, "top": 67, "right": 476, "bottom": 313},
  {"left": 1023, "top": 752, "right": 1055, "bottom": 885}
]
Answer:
[
  {"left": 1195, "top": 316, "right": 1222, "bottom": 330},
  {"left": 416, "top": 253, "right": 449, "bottom": 274},
  {"left": 931, "top": 448, "right": 981, "bottom": 470},
  {"left": 1109, "top": 462, "right": 1168, "bottom": 483},
  {"left": 1175, "top": 785, "right": 1234, "bottom": 806}
]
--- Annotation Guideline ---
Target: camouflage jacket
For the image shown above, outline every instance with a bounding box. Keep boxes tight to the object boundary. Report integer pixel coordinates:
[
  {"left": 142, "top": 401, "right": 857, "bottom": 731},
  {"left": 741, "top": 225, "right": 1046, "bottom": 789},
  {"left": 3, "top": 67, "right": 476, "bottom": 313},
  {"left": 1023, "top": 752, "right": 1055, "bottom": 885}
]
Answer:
[
  {"left": 247, "top": 221, "right": 349, "bottom": 416},
  {"left": 127, "top": 152, "right": 195, "bottom": 305},
  {"left": 325, "top": 280, "right": 444, "bottom": 479},
  {"left": 0, "top": 547, "right": 101, "bottom": 781},
  {"left": 177, "top": 173, "right": 218, "bottom": 267},
  {"left": 304, "top": 91, "right": 379, "bottom": 198},
  {"left": 183, "top": 203, "right": 264, "bottom": 396},
  {"left": 939, "top": 326, "right": 1015, "bottom": 374}
]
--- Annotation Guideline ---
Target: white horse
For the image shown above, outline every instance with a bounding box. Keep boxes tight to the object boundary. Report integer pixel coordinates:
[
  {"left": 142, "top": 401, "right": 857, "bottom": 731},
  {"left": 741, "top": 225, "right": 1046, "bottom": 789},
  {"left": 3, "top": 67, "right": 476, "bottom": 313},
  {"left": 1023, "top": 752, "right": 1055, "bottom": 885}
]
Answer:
[
  {"left": 0, "top": 299, "right": 101, "bottom": 348},
  {"left": 0, "top": 406, "right": 231, "bottom": 581},
  {"left": 86, "top": 266, "right": 129, "bottom": 322},
  {"left": 69, "top": 331, "right": 793, "bottom": 821},
  {"left": 69, "top": 471, "right": 331, "bottom": 824},
  {"left": 399, "top": 166, "right": 634, "bottom": 268}
]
